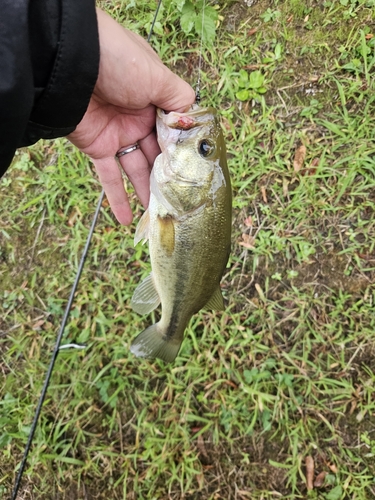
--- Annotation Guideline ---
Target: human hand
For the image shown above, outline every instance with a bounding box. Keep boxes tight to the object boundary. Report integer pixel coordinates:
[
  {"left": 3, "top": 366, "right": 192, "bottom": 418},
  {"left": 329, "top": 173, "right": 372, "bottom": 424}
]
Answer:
[{"left": 68, "top": 8, "right": 195, "bottom": 225}]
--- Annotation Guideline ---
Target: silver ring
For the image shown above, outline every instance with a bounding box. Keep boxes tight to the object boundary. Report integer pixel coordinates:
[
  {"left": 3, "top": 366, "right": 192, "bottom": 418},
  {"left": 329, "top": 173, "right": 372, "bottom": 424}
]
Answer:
[{"left": 116, "top": 143, "right": 140, "bottom": 158}]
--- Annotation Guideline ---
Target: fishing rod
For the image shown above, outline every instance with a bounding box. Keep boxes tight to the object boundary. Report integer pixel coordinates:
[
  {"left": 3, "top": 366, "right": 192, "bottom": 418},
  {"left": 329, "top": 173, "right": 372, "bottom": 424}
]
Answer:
[
  {"left": 10, "top": 0, "right": 205, "bottom": 496},
  {"left": 10, "top": 190, "right": 104, "bottom": 500}
]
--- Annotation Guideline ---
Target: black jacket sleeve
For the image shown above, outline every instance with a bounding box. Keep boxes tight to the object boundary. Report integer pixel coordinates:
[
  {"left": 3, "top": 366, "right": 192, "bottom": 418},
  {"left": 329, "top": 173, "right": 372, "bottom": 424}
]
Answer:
[{"left": 0, "top": 0, "right": 100, "bottom": 177}]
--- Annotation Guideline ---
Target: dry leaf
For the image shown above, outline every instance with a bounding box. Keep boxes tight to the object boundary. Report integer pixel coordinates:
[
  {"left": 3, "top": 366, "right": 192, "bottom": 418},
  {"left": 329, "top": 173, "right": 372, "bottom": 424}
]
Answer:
[
  {"left": 239, "top": 233, "right": 255, "bottom": 249},
  {"left": 196, "top": 472, "right": 205, "bottom": 490},
  {"left": 305, "top": 456, "right": 314, "bottom": 490},
  {"left": 356, "top": 410, "right": 366, "bottom": 422},
  {"left": 261, "top": 185, "right": 268, "bottom": 202},
  {"left": 68, "top": 209, "right": 80, "bottom": 227},
  {"left": 57, "top": 235, "right": 70, "bottom": 244},
  {"left": 365, "top": 33, "right": 374, "bottom": 40},
  {"left": 248, "top": 28, "right": 258, "bottom": 36},
  {"left": 236, "top": 491, "right": 253, "bottom": 499},
  {"left": 293, "top": 144, "right": 307, "bottom": 173},
  {"left": 191, "top": 426, "right": 203, "bottom": 433},
  {"left": 255, "top": 283, "right": 266, "bottom": 302},
  {"left": 225, "top": 380, "right": 238, "bottom": 389},
  {"left": 101, "top": 197, "right": 110, "bottom": 208},
  {"left": 304, "top": 157, "right": 319, "bottom": 176},
  {"left": 67, "top": 214, "right": 77, "bottom": 227},
  {"left": 197, "top": 435, "right": 209, "bottom": 459},
  {"left": 350, "top": 399, "right": 357, "bottom": 414},
  {"left": 283, "top": 178, "right": 289, "bottom": 197},
  {"left": 250, "top": 297, "right": 260, "bottom": 307},
  {"left": 327, "top": 463, "right": 338, "bottom": 474},
  {"left": 314, "top": 471, "right": 327, "bottom": 488},
  {"left": 304, "top": 14, "right": 309, "bottom": 22},
  {"left": 32, "top": 320, "right": 45, "bottom": 330},
  {"left": 244, "top": 64, "right": 260, "bottom": 70},
  {"left": 244, "top": 215, "right": 253, "bottom": 227}
]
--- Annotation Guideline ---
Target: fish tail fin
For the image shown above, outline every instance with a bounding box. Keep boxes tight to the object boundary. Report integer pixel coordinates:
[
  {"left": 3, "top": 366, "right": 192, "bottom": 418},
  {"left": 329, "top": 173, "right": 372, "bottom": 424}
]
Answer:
[{"left": 130, "top": 324, "right": 181, "bottom": 363}]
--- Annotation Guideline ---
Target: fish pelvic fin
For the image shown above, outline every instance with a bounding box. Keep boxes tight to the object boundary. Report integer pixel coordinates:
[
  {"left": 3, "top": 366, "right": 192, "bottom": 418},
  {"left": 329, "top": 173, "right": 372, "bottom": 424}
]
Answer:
[
  {"left": 130, "top": 324, "right": 182, "bottom": 363},
  {"left": 131, "top": 273, "right": 160, "bottom": 315}
]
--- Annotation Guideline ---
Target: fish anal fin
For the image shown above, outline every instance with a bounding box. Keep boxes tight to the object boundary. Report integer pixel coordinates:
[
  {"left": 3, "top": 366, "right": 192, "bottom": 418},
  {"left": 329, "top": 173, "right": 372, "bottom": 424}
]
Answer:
[
  {"left": 131, "top": 323, "right": 182, "bottom": 363},
  {"left": 134, "top": 209, "right": 150, "bottom": 246},
  {"left": 157, "top": 215, "right": 175, "bottom": 257},
  {"left": 131, "top": 273, "right": 160, "bottom": 315},
  {"left": 204, "top": 286, "right": 225, "bottom": 311}
]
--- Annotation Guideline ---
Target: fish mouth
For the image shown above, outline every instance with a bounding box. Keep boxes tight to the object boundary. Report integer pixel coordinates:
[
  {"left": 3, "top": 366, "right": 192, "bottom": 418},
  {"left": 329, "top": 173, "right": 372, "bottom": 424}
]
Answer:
[{"left": 157, "top": 105, "right": 216, "bottom": 131}]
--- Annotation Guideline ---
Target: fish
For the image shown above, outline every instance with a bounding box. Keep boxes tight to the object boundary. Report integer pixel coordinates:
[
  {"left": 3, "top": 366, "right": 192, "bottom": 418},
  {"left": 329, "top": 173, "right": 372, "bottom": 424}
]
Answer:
[{"left": 130, "top": 105, "right": 232, "bottom": 363}]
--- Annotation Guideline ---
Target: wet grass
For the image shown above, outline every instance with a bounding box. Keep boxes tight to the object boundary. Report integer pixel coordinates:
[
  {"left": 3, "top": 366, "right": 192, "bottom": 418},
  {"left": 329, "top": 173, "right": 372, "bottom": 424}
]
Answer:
[{"left": 1, "top": 0, "right": 375, "bottom": 498}]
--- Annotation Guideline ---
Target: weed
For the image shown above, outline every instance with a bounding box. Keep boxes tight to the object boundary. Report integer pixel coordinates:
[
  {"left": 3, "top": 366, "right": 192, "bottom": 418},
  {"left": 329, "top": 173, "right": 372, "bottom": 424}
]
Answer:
[
  {"left": 235, "top": 69, "right": 267, "bottom": 102},
  {"left": 260, "top": 8, "right": 281, "bottom": 23}
]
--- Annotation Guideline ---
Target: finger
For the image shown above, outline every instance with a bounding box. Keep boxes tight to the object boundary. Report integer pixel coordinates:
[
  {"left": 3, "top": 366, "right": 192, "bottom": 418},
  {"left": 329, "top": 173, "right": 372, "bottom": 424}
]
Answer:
[
  {"left": 138, "top": 130, "right": 160, "bottom": 168},
  {"left": 151, "top": 68, "right": 196, "bottom": 113},
  {"left": 93, "top": 157, "right": 133, "bottom": 225},
  {"left": 118, "top": 147, "right": 151, "bottom": 208}
]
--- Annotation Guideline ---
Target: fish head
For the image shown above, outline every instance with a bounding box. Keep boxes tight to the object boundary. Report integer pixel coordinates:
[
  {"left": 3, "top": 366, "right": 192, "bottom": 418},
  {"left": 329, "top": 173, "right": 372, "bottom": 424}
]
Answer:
[{"left": 152, "top": 105, "right": 229, "bottom": 215}]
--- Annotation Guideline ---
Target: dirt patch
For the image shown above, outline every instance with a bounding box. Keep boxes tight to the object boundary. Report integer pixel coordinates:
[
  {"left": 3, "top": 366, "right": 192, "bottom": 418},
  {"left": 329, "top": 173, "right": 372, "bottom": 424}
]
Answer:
[
  {"left": 292, "top": 248, "right": 373, "bottom": 293},
  {"left": 231, "top": 243, "right": 374, "bottom": 305}
]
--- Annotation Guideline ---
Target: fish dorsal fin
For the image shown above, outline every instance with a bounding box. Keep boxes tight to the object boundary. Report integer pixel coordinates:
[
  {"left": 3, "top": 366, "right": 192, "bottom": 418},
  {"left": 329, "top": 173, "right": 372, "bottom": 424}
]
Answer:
[
  {"left": 204, "top": 286, "right": 225, "bottom": 311},
  {"left": 131, "top": 273, "right": 161, "bottom": 315},
  {"left": 134, "top": 209, "right": 150, "bottom": 246}
]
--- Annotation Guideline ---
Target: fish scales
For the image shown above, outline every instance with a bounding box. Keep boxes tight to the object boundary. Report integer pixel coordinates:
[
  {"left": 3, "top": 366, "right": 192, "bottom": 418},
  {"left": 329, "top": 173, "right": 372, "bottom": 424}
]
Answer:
[
  {"left": 151, "top": 197, "right": 229, "bottom": 330},
  {"left": 130, "top": 105, "right": 232, "bottom": 363}
]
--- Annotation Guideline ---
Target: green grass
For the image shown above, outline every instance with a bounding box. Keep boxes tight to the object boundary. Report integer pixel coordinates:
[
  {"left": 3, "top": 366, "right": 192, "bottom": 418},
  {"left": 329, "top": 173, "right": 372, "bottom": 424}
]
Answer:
[{"left": 1, "top": 0, "right": 375, "bottom": 498}]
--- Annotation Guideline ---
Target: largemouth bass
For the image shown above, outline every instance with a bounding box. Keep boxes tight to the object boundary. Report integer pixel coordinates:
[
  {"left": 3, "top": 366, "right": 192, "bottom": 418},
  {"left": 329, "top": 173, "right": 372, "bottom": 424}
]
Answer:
[{"left": 130, "top": 105, "right": 232, "bottom": 363}]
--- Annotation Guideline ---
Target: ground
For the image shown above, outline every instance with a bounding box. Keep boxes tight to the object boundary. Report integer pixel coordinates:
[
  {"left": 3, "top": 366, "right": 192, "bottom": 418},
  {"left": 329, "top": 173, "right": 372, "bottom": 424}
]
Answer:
[{"left": 1, "top": 0, "right": 375, "bottom": 499}]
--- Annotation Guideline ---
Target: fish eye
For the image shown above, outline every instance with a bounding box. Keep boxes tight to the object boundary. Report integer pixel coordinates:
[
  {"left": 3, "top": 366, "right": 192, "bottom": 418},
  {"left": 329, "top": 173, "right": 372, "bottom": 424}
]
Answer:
[{"left": 198, "top": 139, "right": 215, "bottom": 158}]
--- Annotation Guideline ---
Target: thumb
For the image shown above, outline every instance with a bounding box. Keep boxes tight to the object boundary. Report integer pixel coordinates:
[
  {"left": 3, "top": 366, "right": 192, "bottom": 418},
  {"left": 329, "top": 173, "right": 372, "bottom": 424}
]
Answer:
[{"left": 151, "top": 67, "right": 196, "bottom": 113}]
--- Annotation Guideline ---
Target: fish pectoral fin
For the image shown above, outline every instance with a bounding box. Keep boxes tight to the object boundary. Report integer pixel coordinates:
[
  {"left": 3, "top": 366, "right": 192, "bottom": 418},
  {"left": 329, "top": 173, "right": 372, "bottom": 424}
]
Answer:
[
  {"left": 134, "top": 209, "right": 150, "bottom": 246},
  {"left": 131, "top": 273, "right": 161, "bottom": 315},
  {"left": 204, "top": 286, "right": 225, "bottom": 311},
  {"left": 157, "top": 215, "right": 175, "bottom": 257},
  {"left": 131, "top": 324, "right": 182, "bottom": 363}
]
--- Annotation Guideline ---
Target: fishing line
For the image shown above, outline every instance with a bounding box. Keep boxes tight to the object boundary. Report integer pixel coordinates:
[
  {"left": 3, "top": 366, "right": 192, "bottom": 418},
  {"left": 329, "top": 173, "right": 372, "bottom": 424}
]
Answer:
[
  {"left": 195, "top": 0, "right": 206, "bottom": 104},
  {"left": 147, "top": 0, "right": 162, "bottom": 43},
  {"left": 10, "top": 3, "right": 162, "bottom": 498}
]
